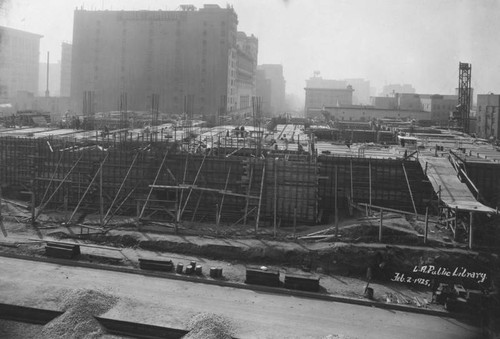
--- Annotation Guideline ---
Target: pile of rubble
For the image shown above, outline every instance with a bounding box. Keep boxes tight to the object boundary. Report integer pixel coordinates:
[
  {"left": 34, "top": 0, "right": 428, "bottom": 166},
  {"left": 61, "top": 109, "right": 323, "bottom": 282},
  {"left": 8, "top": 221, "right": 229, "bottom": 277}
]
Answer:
[
  {"left": 41, "top": 289, "right": 118, "bottom": 339},
  {"left": 183, "top": 313, "right": 234, "bottom": 339}
]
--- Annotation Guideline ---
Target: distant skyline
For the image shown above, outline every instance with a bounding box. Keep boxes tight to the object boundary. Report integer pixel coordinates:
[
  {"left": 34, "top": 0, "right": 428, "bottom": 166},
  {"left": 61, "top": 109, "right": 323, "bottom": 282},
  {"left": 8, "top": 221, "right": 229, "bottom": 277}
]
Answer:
[{"left": 2, "top": 0, "right": 499, "bottom": 102}]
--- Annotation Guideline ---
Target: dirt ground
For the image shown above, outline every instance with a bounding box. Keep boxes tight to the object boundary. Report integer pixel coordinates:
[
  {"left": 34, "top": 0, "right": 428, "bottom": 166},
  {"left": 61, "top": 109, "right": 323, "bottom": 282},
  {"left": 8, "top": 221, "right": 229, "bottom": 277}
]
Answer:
[{"left": 0, "top": 208, "right": 442, "bottom": 310}]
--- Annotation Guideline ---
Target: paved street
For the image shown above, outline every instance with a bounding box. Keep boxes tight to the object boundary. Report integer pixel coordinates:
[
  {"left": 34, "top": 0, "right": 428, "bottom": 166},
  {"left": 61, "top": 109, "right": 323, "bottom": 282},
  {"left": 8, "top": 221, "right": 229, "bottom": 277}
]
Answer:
[{"left": 0, "top": 256, "right": 482, "bottom": 339}]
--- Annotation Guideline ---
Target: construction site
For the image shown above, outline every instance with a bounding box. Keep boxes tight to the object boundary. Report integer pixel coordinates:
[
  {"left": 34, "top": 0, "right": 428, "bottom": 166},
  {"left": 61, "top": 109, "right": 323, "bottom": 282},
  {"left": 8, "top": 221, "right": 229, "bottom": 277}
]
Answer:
[
  {"left": 1, "top": 101, "right": 500, "bottom": 337},
  {"left": 1, "top": 6, "right": 499, "bottom": 335}
]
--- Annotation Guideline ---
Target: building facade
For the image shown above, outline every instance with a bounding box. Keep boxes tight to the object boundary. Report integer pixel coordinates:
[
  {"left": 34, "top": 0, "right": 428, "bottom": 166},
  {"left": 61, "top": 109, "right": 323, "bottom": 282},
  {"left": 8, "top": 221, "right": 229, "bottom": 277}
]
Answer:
[
  {"left": 317, "top": 106, "right": 431, "bottom": 122},
  {"left": 371, "top": 92, "right": 456, "bottom": 124},
  {"left": 304, "top": 76, "right": 353, "bottom": 118},
  {"left": 60, "top": 42, "right": 72, "bottom": 97},
  {"left": 476, "top": 94, "right": 500, "bottom": 140},
  {"left": 0, "top": 26, "right": 42, "bottom": 101},
  {"left": 257, "top": 64, "right": 286, "bottom": 116},
  {"left": 256, "top": 69, "right": 272, "bottom": 116},
  {"left": 345, "top": 78, "right": 370, "bottom": 105},
  {"left": 380, "top": 83, "right": 416, "bottom": 96},
  {"left": 70, "top": 5, "right": 257, "bottom": 124}
]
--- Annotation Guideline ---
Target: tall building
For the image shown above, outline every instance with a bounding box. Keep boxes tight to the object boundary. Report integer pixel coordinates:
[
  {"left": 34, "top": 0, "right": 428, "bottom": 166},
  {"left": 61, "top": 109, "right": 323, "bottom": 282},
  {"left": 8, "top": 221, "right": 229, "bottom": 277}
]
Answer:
[
  {"left": 477, "top": 94, "right": 500, "bottom": 140},
  {"left": 234, "top": 32, "right": 258, "bottom": 120},
  {"left": 60, "top": 42, "right": 72, "bottom": 97},
  {"left": 70, "top": 5, "right": 257, "bottom": 123},
  {"left": 0, "top": 26, "right": 42, "bottom": 101},
  {"left": 257, "top": 64, "right": 286, "bottom": 116},
  {"left": 304, "top": 76, "right": 353, "bottom": 118},
  {"left": 256, "top": 69, "right": 272, "bottom": 116}
]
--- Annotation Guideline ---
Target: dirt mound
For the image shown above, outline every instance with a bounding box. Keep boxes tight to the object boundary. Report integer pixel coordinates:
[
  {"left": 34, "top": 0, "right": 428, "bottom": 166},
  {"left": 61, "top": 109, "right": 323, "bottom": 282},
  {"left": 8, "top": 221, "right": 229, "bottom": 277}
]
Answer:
[
  {"left": 41, "top": 289, "right": 118, "bottom": 339},
  {"left": 183, "top": 313, "right": 234, "bottom": 339}
]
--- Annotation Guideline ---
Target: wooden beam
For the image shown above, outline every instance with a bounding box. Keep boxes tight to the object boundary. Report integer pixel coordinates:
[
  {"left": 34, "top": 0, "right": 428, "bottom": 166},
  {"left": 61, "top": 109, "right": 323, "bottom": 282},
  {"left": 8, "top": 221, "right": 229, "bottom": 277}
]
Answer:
[
  {"left": 255, "top": 162, "right": 266, "bottom": 234},
  {"left": 181, "top": 153, "right": 207, "bottom": 218},
  {"left": 148, "top": 185, "right": 260, "bottom": 199},
  {"left": 217, "top": 166, "right": 232, "bottom": 227},
  {"left": 104, "top": 151, "right": 139, "bottom": 222},
  {"left": 379, "top": 210, "right": 383, "bottom": 242},
  {"left": 138, "top": 149, "right": 170, "bottom": 220},
  {"left": 424, "top": 207, "right": 429, "bottom": 245},
  {"left": 402, "top": 162, "right": 418, "bottom": 217},
  {"left": 67, "top": 153, "right": 109, "bottom": 224},
  {"left": 34, "top": 153, "right": 84, "bottom": 222},
  {"left": 243, "top": 166, "right": 254, "bottom": 226}
]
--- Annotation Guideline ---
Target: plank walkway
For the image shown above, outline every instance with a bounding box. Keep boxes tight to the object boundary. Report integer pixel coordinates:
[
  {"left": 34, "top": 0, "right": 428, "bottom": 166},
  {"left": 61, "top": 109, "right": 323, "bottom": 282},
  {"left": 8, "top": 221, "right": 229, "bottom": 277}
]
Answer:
[{"left": 418, "top": 156, "right": 495, "bottom": 213}]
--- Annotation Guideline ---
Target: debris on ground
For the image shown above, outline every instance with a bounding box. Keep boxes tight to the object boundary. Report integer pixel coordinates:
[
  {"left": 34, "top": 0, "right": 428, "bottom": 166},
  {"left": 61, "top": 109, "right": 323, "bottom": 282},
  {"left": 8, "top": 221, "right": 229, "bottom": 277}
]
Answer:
[
  {"left": 183, "top": 313, "right": 234, "bottom": 339},
  {"left": 41, "top": 289, "right": 118, "bottom": 339}
]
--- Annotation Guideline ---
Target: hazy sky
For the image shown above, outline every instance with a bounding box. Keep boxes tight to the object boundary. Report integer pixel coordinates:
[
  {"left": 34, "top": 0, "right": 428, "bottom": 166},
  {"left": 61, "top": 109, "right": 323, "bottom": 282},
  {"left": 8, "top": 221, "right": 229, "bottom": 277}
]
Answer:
[{"left": 1, "top": 0, "right": 499, "bottom": 100}]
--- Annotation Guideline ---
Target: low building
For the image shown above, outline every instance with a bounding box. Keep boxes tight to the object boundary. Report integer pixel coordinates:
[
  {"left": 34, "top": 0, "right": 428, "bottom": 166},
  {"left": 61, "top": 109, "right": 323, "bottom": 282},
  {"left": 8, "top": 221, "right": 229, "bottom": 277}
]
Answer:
[
  {"left": 305, "top": 76, "right": 354, "bottom": 118},
  {"left": 476, "top": 94, "right": 500, "bottom": 140},
  {"left": 321, "top": 106, "right": 431, "bottom": 122}
]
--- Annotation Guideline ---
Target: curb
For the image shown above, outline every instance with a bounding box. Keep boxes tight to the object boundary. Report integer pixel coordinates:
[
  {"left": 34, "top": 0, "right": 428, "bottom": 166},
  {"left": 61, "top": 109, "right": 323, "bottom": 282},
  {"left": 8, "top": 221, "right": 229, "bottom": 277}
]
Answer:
[{"left": 0, "top": 251, "right": 462, "bottom": 319}]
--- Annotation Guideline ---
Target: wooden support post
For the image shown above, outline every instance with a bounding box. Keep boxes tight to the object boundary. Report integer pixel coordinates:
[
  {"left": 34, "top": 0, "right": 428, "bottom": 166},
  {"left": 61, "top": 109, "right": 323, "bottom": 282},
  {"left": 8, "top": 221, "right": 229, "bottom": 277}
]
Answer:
[
  {"left": 402, "top": 162, "right": 418, "bottom": 217},
  {"left": 104, "top": 152, "right": 139, "bottom": 222},
  {"left": 243, "top": 166, "right": 254, "bottom": 226},
  {"left": 99, "top": 160, "right": 104, "bottom": 227},
  {"left": 103, "top": 187, "right": 136, "bottom": 228},
  {"left": 454, "top": 207, "right": 458, "bottom": 241},
  {"left": 424, "top": 207, "right": 429, "bottom": 245},
  {"left": 368, "top": 159, "right": 372, "bottom": 215},
  {"left": 274, "top": 160, "right": 277, "bottom": 238},
  {"left": 215, "top": 203, "right": 219, "bottom": 235},
  {"left": 67, "top": 153, "right": 109, "bottom": 224},
  {"left": 139, "top": 149, "right": 170, "bottom": 220},
  {"left": 34, "top": 154, "right": 83, "bottom": 222},
  {"left": 31, "top": 181, "right": 36, "bottom": 226},
  {"left": 350, "top": 159, "right": 354, "bottom": 202},
  {"left": 177, "top": 154, "right": 189, "bottom": 220},
  {"left": 0, "top": 185, "right": 4, "bottom": 236},
  {"left": 334, "top": 165, "right": 339, "bottom": 239},
  {"left": 39, "top": 152, "right": 64, "bottom": 205},
  {"left": 255, "top": 162, "right": 266, "bottom": 235},
  {"left": 293, "top": 207, "right": 297, "bottom": 238},
  {"left": 181, "top": 154, "right": 207, "bottom": 217},
  {"left": 379, "top": 210, "right": 383, "bottom": 242},
  {"left": 469, "top": 211, "right": 473, "bottom": 249},
  {"left": 218, "top": 166, "right": 232, "bottom": 228}
]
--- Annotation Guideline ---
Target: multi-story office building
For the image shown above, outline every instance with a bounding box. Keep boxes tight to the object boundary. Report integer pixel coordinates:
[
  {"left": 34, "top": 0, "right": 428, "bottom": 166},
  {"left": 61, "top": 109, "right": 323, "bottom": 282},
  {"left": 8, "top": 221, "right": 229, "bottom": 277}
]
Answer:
[
  {"left": 60, "top": 42, "right": 72, "bottom": 97},
  {"left": 233, "top": 31, "right": 258, "bottom": 120},
  {"left": 71, "top": 5, "right": 257, "bottom": 123},
  {"left": 257, "top": 64, "right": 286, "bottom": 116},
  {"left": 0, "top": 26, "right": 42, "bottom": 101},
  {"left": 477, "top": 94, "right": 500, "bottom": 140}
]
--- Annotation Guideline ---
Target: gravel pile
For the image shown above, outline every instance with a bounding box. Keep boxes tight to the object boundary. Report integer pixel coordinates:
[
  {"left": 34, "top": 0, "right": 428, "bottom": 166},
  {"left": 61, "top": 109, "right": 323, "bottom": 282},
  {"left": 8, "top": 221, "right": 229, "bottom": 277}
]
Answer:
[
  {"left": 41, "top": 289, "right": 118, "bottom": 339},
  {"left": 183, "top": 313, "right": 234, "bottom": 339}
]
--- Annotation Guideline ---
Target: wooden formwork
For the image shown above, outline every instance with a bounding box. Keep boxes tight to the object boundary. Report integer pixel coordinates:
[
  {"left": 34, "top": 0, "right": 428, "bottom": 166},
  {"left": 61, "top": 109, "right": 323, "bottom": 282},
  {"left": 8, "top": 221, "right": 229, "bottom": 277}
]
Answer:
[
  {"left": 243, "top": 158, "right": 318, "bottom": 225},
  {"left": 0, "top": 137, "right": 38, "bottom": 188},
  {"left": 317, "top": 155, "right": 434, "bottom": 221},
  {"left": 464, "top": 161, "right": 500, "bottom": 208}
]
